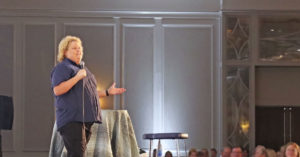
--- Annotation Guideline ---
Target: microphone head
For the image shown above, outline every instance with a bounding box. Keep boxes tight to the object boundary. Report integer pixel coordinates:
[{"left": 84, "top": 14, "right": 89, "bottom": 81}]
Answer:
[{"left": 80, "top": 61, "right": 85, "bottom": 69}]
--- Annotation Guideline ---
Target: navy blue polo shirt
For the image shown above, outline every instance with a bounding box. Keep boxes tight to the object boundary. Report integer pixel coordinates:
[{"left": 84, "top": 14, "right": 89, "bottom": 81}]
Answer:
[{"left": 51, "top": 58, "right": 101, "bottom": 130}]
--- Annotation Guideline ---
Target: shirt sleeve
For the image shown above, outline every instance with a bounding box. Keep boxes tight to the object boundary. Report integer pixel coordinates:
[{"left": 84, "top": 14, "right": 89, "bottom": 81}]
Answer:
[{"left": 51, "top": 64, "right": 72, "bottom": 88}]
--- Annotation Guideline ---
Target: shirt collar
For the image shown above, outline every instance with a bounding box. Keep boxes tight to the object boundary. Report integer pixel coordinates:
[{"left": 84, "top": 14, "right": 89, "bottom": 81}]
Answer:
[{"left": 64, "top": 58, "right": 80, "bottom": 68}]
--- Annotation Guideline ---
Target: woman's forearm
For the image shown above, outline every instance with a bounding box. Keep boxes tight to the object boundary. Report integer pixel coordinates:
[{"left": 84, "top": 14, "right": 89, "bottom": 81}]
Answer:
[{"left": 53, "top": 75, "right": 81, "bottom": 96}]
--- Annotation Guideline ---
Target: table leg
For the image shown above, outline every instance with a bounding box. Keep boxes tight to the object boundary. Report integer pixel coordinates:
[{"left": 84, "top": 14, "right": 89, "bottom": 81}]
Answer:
[
  {"left": 184, "top": 140, "right": 187, "bottom": 157},
  {"left": 149, "top": 139, "right": 153, "bottom": 157},
  {"left": 176, "top": 139, "right": 179, "bottom": 157},
  {"left": 0, "top": 131, "right": 2, "bottom": 157}
]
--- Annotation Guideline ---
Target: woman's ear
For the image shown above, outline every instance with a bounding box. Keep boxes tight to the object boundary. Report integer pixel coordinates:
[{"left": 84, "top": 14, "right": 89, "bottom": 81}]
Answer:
[{"left": 63, "top": 49, "right": 67, "bottom": 57}]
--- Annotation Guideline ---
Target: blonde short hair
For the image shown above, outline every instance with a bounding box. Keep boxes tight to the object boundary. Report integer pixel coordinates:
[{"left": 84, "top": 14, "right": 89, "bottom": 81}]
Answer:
[
  {"left": 57, "top": 35, "right": 83, "bottom": 62},
  {"left": 266, "top": 149, "right": 277, "bottom": 157},
  {"left": 284, "top": 142, "right": 300, "bottom": 157}
]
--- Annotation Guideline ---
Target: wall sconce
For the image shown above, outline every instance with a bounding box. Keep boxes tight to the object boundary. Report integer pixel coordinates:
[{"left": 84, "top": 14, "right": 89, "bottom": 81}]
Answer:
[{"left": 240, "top": 118, "right": 250, "bottom": 134}]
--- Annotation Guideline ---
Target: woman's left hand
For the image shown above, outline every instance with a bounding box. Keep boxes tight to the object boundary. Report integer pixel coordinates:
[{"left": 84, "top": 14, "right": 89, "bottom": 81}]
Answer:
[{"left": 107, "top": 82, "right": 126, "bottom": 95}]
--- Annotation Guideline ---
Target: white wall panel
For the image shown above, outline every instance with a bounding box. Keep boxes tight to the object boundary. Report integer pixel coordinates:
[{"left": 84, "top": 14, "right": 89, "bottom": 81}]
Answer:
[
  {"left": 23, "top": 24, "right": 55, "bottom": 151},
  {"left": 0, "top": 24, "right": 13, "bottom": 97},
  {"left": 123, "top": 24, "right": 154, "bottom": 148},
  {"left": 256, "top": 67, "right": 300, "bottom": 106},
  {"left": 163, "top": 24, "right": 214, "bottom": 149},
  {"left": 0, "top": 24, "right": 14, "bottom": 151}
]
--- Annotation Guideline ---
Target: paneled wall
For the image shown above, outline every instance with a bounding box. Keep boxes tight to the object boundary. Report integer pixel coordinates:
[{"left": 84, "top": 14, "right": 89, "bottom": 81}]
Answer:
[
  {"left": 0, "top": 24, "right": 14, "bottom": 152},
  {"left": 164, "top": 23, "right": 215, "bottom": 148},
  {"left": 256, "top": 67, "right": 300, "bottom": 106},
  {"left": 23, "top": 24, "right": 55, "bottom": 151},
  {"left": 0, "top": 0, "right": 219, "bottom": 12},
  {"left": 123, "top": 22, "right": 155, "bottom": 147},
  {"left": 0, "top": 11, "right": 221, "bottom": 157},
  {"left": 222, "top": 0, "right": 300, "bottom": 10}
]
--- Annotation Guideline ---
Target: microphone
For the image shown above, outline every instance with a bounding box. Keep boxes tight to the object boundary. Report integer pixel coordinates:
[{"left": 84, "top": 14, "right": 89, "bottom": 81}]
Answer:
[
  {"left": 80, "top": 61, "right": 85, "bottom": 69},
  {"left": 80, "top": 60, "right": 85, "bottom": 127}
]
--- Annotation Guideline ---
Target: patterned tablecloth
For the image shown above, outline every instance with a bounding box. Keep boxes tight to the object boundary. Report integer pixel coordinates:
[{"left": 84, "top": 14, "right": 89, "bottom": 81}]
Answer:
[{"left": 49, "top": 110, "right": 140, "bottom": 157}]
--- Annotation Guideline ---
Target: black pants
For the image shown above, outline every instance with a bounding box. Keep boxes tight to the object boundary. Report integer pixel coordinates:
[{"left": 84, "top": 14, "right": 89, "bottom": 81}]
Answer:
[{"left": 59, "top": 122, "right": 94, "bottom": 157}]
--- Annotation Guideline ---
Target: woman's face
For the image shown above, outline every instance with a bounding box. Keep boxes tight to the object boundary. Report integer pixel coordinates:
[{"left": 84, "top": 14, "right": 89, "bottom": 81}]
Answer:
[
  {"left": 190, "top": 152, "right": 198, "bottom": 157},
  {"left": 254, "top": 148, "right": 264, "bottom": 157},
  {"left": 65, "top": 41, "right": 83, "bottom": 64},
  {"left": 285, "top": 145, "right": 299, "bottom": 157},
  {"left": 165, "top": 152, "right": 172, "bottom": 157}
]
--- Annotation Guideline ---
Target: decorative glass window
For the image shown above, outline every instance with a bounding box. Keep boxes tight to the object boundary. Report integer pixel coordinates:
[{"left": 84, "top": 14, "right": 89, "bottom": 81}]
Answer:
[
  {"left": 225, "top": 17, "right": 250, "bottom": 61},
  {"left": 225, "top": 66, "right": 250, "bottom": 148},
  {"left": 259, "top": 18, "right": 300, "bottom": 62}
]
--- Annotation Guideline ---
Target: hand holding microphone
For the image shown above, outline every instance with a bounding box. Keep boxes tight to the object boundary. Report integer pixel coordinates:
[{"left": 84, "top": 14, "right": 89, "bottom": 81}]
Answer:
[
  {"left": 76, "top": 61, "right": 86, "bottom": 80},
  {"left": 76, "top": 69, "right": 86, "bottom": 80}
]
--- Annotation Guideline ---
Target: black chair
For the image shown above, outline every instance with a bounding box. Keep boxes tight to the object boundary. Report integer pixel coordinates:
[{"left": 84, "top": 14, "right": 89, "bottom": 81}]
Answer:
[
  {"left": 0, "top": 95, "right": 14, "bottom": 157},
  {"left": 143, "top": 133, "right": 188, "bottom": 157}
]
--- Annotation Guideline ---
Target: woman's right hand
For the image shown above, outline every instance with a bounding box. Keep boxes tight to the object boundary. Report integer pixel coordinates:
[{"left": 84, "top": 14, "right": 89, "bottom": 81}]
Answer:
[{"left": 76, "top": 69, "right": 87, "bottom": 80}]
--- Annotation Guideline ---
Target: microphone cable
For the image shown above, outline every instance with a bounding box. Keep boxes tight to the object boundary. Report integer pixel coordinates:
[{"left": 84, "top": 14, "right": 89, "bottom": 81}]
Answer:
[{"left": 82, "top": 74, "right": 85, "bottom": 128}]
